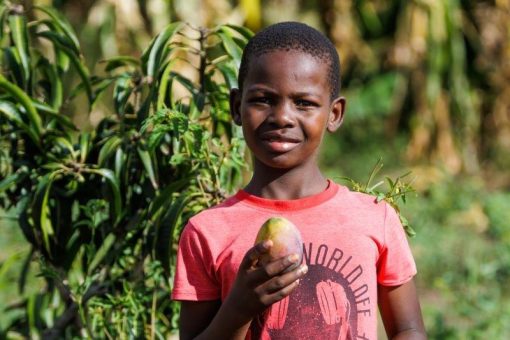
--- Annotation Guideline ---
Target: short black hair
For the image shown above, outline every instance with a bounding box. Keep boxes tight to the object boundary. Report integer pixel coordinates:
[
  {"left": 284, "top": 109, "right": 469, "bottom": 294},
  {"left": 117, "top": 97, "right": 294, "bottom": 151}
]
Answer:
[{"left": 238, "top": 21, "right": 341, "bottom": 100}]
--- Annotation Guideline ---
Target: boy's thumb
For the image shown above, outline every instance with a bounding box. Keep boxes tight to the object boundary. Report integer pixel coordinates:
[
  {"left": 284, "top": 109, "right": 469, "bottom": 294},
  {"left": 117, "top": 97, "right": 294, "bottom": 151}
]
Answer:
[{"left": 241, "top": 240, "right": 273, "bottom": 269}]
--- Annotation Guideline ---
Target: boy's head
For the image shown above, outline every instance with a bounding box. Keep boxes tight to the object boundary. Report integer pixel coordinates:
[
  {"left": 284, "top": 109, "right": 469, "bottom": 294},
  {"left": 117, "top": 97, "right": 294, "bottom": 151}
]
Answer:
[
  {"left": 238, "top": 21, "right": 341, "bottom": 101},
  {"left": 230, "top": 21, "right": 345, "bottom": 171}
]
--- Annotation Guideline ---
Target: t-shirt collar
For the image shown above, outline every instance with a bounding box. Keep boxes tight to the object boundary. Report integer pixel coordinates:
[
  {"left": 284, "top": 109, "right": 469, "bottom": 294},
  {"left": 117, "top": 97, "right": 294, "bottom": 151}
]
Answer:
[{"left": 234, "top": 179, "right": 339, "bottom": 211}]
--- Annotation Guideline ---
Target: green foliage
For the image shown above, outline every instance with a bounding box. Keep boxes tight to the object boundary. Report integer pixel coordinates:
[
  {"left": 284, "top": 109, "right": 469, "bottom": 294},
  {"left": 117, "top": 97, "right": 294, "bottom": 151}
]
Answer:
[
  {"left": 402, "top": 178, "right": 510, "bottom": 338},
  {"left": 2, "top": 1, "right": 508, "bottom": 339},
  {"left": 0, "top": 3, "right": 250, "bottom": 337},
  {"left": 484, "top": 192, "right": 510, "bottom": 244},
  {"left": 339, "top": 158, "right": 416, "bottom": 237}
]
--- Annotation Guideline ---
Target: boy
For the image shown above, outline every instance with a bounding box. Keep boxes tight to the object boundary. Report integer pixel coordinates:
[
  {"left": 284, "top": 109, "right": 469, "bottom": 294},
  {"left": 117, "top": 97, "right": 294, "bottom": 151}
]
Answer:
[{"left": 172, "top": 22, "right": 426, "bottom": 340}]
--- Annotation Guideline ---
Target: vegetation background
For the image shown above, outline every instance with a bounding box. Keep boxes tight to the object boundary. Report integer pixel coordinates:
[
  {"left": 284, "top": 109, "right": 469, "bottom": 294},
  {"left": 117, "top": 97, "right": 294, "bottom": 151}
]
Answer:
[{"left": 1, "top": 0, "right": 509, "bottom": 339}]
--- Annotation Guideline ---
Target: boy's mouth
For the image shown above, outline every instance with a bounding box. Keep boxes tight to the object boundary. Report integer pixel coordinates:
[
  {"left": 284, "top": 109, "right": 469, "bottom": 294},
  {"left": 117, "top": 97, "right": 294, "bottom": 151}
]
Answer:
[{"left": 260, "top": 133, "right": 301, "bottom": 153}]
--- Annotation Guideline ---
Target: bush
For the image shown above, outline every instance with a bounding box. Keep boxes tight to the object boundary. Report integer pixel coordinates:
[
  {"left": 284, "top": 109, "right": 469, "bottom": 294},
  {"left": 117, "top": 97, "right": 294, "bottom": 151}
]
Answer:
[
  {"left": 0, "top": 3, "right": 250, "bottom": 337},
  {"left": 402, "top": 177, "right": 510, "bottom": 338}
]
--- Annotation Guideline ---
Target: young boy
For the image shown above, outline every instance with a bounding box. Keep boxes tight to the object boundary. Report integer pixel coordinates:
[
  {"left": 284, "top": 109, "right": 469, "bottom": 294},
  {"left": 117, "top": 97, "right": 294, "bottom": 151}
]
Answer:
[{"left": 172, "top": 22, "right": 426, "bottom": 340}]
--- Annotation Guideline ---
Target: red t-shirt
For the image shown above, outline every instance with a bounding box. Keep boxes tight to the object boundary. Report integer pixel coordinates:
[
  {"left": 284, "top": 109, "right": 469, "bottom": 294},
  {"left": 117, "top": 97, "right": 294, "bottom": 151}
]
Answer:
[{"left": 172, "top": 181, "right": 417, "bottom": 339}]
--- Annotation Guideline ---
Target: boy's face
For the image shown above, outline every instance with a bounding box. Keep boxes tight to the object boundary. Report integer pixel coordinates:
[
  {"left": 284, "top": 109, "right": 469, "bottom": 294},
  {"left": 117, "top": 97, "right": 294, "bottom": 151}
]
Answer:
[{"left": 230, "top": 50, "right": 345, "bottom": 170}]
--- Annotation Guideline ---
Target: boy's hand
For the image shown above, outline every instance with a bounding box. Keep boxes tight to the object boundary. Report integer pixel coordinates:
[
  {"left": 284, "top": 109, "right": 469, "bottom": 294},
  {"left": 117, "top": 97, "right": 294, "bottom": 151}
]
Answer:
[
  {"left": 180, "top": 241, "right": 308, "bottom": 340},
  {"left": 223, "top": 240, "right": 308, "bottom": 324}
]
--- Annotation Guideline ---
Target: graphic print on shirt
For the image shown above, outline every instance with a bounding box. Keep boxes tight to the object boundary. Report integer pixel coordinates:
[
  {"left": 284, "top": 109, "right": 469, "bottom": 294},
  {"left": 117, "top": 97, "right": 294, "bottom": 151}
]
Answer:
[{"left": 250, "top": 242, "right": 372, "bottom": 340}]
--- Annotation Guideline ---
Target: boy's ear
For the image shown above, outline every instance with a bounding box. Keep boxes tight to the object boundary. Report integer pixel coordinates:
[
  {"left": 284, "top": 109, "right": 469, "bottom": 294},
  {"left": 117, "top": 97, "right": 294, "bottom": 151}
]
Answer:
[
  {"left": 327, "top": 97, "right": 346, "bottom": 132},
  {"left": 230, "top": 88, "right": 242, "bottom": 126}
]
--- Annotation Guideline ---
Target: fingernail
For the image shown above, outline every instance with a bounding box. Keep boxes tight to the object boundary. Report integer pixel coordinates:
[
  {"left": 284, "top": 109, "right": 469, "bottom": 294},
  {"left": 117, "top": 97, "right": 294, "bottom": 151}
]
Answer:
[
  {"left": 260, "top": 240, "right": 270, "bottom": 249},
  {"left": 287, "top": 254, "right": 299, "bottom": 264},
  {"left": 299, "top": 265, "right": 308, "bottom": 275},
  {"left": 296, "top": 279, "right": 300, "bottom": 285}
]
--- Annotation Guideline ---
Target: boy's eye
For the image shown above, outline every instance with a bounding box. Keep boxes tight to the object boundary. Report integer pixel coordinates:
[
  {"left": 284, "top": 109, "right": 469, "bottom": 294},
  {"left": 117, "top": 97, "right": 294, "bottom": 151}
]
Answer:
[
  {"left": 295, "top": 99, "right": 316, "bottom": 107},
  {"left": 250, "top": 97, "right": 272, "bottom": 105}
]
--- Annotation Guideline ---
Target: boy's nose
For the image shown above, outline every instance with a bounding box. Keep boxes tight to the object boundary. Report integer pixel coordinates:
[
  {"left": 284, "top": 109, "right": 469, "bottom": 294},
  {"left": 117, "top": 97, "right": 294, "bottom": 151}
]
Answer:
[{"left": 269, "top": 102, "right": 295, "bottom": 127}]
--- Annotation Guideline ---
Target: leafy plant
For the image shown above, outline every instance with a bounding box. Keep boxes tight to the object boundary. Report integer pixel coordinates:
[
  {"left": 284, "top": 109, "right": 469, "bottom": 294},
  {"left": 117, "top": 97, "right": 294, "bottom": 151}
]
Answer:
[
  {"left": 0, "top": 2, "right": 250, "bottom": 337},
  {"left": 339, "top": 158, "right": 416, "bottom": 237}
]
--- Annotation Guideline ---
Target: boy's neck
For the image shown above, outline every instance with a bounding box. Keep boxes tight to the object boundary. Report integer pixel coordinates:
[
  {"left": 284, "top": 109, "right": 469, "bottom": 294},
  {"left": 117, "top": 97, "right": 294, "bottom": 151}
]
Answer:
[{"left": 243, "top": 162, "right": 328, "bottom": 200}]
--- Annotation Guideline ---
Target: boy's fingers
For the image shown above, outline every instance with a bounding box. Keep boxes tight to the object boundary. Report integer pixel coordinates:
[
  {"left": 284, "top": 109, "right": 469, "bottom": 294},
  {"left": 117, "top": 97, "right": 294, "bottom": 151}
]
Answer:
[
  {"left": 263, "top": 264, "right": 308, "bottom": 294},
  {"left": 251, "top": 253, "right": 301, "bottom": 282},
  {"left": 262, "top": 277, "right": 301, "bottom": 305},
  {"left": 240, "top": 240, "right": 273, "bottom": 270}
]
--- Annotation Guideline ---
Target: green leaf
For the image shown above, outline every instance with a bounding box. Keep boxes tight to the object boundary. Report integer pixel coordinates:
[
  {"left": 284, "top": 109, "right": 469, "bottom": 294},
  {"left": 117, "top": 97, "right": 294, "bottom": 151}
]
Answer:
[
  {"left": 156, "top": 59, "right": 176, "bottom": 110},
  {"left": 114, "top": 147, "right": 125, "bottom": 179},
  {"left": 69, "top": 76, "right": 114, "bottom": 109},
  {"left": 0, "top": 251, "right": 24, "bottom": 278},
  {"left": 137, "top": 147, "right": 159, "bottom": 189},
  {"left": 32, "top": 99, "right": 77, "bottom": 130},
  {"left": 87, "top": 232, "right": 116, "bottom": 274},
  {"left": 101, "top": 56, "right": 140, "bottom": 72},
  {"left": 34, "top": 5, "right": 81, "bottom": 54},
  {"left": 27, "top": 294, "right": 38, "bottom": 337},
  {"left": 33, "top": 172, "right": 59, "bottom": 253},
  {"left": 385, "top": 176, "right": 395, "bottom": 188},
  {"left": 55, "top": 45, "right": 70, "bottom": 72},
  {"left": 91, "top": 77, "right": 115, "bottom": 108},
  {"left": 113, "top": 74, "right": 134, "bottom": 115},
  {"left": 79, "top": 132, "right": 91, "bottom": 163},
  {"left": 50, "top": 135, "right": 77, "bottom": 159},
  {"left": 156, "top": 194, "right": 190, "bottom": 273},
  {"left": 206, "top": 42, "right": 229, "bottom": 62},
  {"left": 0, "top": 171, "right": 23, "bottom": 193},
  {"left": 0, "top": 100, "right": 30, "bottom": 131},
  {"left": 223, "top": 24, "right": 253, "bottom": 40},
  {"left": 36, "top": 22, "right": 80, "bottom": 53},
  {"left": 61, "top": 229, "right": 83, "bottom": 271},
  {"left": 2, "top": 46, "right": 24, "bottom": 86},
  {"left": 170, "top": 72, "right": 197, "bottom": 96},
  {"left": 216, "top": 61, "right": 238, "bottom": 89},
  {"left": 0, "top": 73, "right": 43, "bottom": 140},
  {"left": 17, "top": 196, "right": 37, "bottom": 246},
  {"left": 40, "top": 177, "right": 56, "bottom": 254},
  {"left": 41, "top": 162, "right": 65, "bottom": 171},
  {"left": 18, "top": 246, "right": 34, "bottom": 294},
  {"left": 148, "top": 177, "right": 192, "bottom": 219},
  {"left": 30, "top": 99, "right": 58, "bottom": 114},
  {"left": 98, "top": 135, "right": 122, "bottom": 166},
  {"left": 400, "top": 215, "right": 416, "bottom": 238},
  {"left": 217, "top": 27, "right": 243, "bottom": 67},
  {"left": 8, "top": 13, "right": 30, "bottom": 87},
  {"left": 36, "top": 30, "right": 93, "bottom": 104},
  {"left": 36, "top": 58, "right": 63, "bottom": 109},
  {"left": 86, "top": 168, "right": 122, "bottom": 221},
  {"left": 365, "top": 157, "right": 383, "bottom": 191},
  {"left": 0, "top": 5, "right": 8, "bottom": 41},
  {"left": 142, "top": 22, "right": 183, "bottom": 79}
]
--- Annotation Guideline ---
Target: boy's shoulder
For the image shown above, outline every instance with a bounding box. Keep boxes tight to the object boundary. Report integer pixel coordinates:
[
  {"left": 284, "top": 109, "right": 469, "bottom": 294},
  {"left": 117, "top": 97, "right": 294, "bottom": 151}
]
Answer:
[
  {"left": 183, "top": 182, "right": 401, "bottom": 248},
  {"left": 189, "top": 181, "right": 391, "bottom": 226},
  {"left": 334, "top": 182, "right": 390, "bottom": 212},
  {"left": 186, "top": 193, "right": 245, "bottom": 230}
]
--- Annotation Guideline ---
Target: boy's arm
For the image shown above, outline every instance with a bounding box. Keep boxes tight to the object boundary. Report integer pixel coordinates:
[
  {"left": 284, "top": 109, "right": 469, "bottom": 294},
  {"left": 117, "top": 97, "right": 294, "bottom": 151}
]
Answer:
[
  {"left": 378, "top": 278, "right": 427, "bottom": 340},
  {"left": 178, "top": 241, "right": 307, "bottom": 340},
  {"left": 179, "top": 300, "right": 221, "bottom": 340},
  {"left": 180, "top": 299, "right": 255, "bottom": 340},
  {"left": 179, "top": 299, "right": 253, "bottom": 340}
]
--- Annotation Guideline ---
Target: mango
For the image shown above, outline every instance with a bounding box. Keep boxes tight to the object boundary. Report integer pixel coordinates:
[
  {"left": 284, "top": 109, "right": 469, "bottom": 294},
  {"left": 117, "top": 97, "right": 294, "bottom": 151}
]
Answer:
[{"left": 255, "top": 217, "right": 303, "bottom": 270}]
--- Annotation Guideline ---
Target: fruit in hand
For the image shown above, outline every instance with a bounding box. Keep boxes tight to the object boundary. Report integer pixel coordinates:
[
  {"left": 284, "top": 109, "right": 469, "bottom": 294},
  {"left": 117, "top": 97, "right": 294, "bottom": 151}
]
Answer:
[{"left": 255, "top": 217, "right": 303, "bottom": 270}]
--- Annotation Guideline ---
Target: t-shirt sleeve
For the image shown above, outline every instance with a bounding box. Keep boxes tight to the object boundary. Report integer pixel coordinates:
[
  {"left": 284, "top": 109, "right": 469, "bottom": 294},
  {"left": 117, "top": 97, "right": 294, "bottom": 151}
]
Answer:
[
  {"left": 377, "top": 203, "right": 417, "bottom": 286},
  {"left": 171, "top": 221, "right": 221, "bottom": 301}
]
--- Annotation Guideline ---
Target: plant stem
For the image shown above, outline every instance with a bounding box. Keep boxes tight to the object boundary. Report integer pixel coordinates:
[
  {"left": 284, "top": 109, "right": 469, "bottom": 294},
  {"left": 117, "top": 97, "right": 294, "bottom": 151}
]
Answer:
[{"left": 150, "top": 291, "right": 157, "bottom": 340}]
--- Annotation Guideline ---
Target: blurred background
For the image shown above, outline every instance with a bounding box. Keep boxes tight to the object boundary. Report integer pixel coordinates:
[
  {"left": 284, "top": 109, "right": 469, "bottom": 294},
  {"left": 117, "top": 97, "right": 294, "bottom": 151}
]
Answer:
[{"left": 1, "top": 0, "right": 509, "bottom": 338}]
